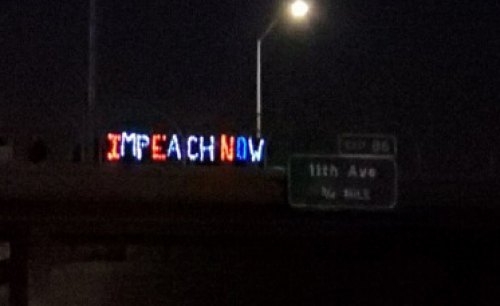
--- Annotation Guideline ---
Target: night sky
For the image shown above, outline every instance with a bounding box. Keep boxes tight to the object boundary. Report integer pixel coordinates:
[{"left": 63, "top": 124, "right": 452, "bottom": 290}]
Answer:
[{"left": 0, "top": 0, "right": 498, "bottom": 172}]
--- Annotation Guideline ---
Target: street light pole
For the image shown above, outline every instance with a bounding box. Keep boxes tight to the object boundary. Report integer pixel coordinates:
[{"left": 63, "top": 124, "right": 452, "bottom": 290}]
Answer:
[
  {"left": 256, "top": 39, "right": 262, "bottom": 139},
  {"left": 84, "top": 0, "right": 96, "bottom": 163},
  {"left": 256, "top": 19, "right": 277, "bottom": 139},
  {"left": 255, "top": 0, "right": 309, "bottom": 139}
]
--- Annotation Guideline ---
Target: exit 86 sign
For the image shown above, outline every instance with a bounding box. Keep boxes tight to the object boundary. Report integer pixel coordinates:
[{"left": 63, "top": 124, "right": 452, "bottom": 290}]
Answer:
[{"left": 288, "top": 155, "right": 398, "bottom": 210}]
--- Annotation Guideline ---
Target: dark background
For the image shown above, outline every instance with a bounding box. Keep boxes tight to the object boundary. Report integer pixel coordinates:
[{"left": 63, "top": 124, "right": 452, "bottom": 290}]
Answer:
[{"left": 0, "top": 0, "right": 498, "bottom": 172}]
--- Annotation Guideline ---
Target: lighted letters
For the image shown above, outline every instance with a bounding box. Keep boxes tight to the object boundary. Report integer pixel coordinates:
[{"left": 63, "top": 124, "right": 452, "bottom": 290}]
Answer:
[
  {"left": 105, "top": 131, "right": 266, "bottom": 165},
  {"left": 236, "top": 136, "right": 248, "bottom": 162},
  {"left": 248, "top": 137, "right": 265, "bottom": 163},
  {"left": 106, "top": 133, "right": 121, "bottom": 161},
  {"left": 199, "top": 136, "right": 215, "bottom": 162},
  {"left": 187, "top": 136, "right": 199, "bottom": 162},
  {"left": 135, "top": 134, "right": 150, "bottom": 161},
  {"left": 152, "top": 134, "right": 167, "bottom": 161},
  {"left": 119, "top": 132, "right": 150, "bottom": 161},
  {"left": 220, "top": 134, "right": 235, "bottom": 162},
  {"left": 167, "top": 134, "right": 182, "bottom": 160},
  {"left": 121, "top": 132, "right": 137, "bottom": 158}
]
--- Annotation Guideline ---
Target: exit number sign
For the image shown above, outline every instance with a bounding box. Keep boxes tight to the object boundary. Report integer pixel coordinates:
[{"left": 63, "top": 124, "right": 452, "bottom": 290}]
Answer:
[
  {"left": 288, "top": 155, "right": 397, "bottom": 210},
  {"left": 338, "top": 134, "right": 397, "bottom": 156}
]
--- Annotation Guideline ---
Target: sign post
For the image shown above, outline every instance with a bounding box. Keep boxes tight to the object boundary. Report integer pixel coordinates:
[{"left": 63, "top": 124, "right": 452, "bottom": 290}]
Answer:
[{"left": 288, "top": 155, "right": 397, "bottom": 210}]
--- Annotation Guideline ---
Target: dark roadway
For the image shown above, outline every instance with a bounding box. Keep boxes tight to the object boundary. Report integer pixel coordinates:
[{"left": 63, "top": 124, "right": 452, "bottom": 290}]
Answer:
[{"left": 0, "top": 165, "right": 499, "bottom": 305}]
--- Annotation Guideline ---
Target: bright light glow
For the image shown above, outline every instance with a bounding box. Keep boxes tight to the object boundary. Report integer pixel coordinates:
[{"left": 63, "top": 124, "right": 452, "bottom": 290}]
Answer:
[
  {"left": 199, "top": 136, "right": 215, "bottom": 162},
  {"left": 248, "top": 137, "right": 266, "bottom": 163},
  {"left": 220, "top": 134, "right": 235, "bottom": 162},
  {"left": 167, "top": 134, "right": 182, "bottom": 160},
  {"left": 290, "top": 0, "right": 309, "bottom": 18},
  {"left": 106, "top": 133, "right": 121, "bottom": 161},
  {"left": 236, "top": 136, "right": 248, "bottom": 161},
  {"left": 187, "top": 135, "right": 199, "bottom": 162},
  {"left": 152, "top": 134, "right": 167, "bottom": 161}
]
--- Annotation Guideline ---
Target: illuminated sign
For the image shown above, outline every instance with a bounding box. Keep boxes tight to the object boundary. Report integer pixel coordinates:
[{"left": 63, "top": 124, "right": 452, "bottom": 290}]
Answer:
[{"left": 105, "top": 132, "right": 266, "bottom": 164}]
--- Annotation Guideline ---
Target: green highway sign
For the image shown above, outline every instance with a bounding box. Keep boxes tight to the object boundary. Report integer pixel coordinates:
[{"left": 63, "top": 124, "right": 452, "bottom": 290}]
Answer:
[{"left": 288, "top": 155, "right": 398, "bottom": 210}]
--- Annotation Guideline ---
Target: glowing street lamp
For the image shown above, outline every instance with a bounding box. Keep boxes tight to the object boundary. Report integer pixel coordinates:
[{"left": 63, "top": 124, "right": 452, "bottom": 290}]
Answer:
[
  {"left": 290, "top": 0, "right": 310, "bottom": 18},
  {"left": 256, "top": 1, "right": 310, "bottom": 139}
]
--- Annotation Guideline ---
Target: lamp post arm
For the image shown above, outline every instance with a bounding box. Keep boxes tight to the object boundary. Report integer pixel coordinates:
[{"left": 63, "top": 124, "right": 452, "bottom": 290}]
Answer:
[{"left": 258, "top": 18, "right": 278, "bottom": 41}]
